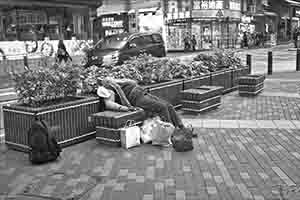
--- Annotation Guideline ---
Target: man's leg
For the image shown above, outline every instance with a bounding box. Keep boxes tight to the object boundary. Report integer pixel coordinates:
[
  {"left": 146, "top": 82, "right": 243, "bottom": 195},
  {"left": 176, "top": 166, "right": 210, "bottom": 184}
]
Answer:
[{"left": 135, "top": 94, "right": 183, "bottom": 127}]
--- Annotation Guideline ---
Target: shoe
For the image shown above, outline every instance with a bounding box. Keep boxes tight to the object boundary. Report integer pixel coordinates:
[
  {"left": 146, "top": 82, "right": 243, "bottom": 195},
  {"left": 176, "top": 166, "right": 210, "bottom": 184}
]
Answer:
[{"left": 185, "top": 124, "right": 197, "bottom": 138}]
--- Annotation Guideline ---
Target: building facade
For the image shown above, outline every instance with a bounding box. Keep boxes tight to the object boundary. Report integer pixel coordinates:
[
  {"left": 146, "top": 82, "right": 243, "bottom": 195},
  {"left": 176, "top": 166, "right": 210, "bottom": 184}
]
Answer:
[
  {"left": 0, "top": 0, "right": 100, "bottom": 41},
  {"left": 0, "top": 0, "right": 100, "bottom": 58},
  {"left": 165, "top": 0, "right": 242, "bottom": 50},
  {"left": 95, "top": 0, "right": 163, "bottom": 41},
  {"left": 95, "top": 0, "right": 243, "bottom": 50},
  {"left": 240, "top": 0, "right": 300, "bottom": 44}
]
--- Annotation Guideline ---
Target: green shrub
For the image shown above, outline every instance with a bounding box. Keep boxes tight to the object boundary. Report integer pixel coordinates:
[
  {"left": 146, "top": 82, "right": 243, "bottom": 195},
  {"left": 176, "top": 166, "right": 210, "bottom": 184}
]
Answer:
[
  {"left": 82, "top": 51, "right": 245, "bottom": 86},
  {"left": 12, "top": 62, "right": 82, "bottom": 107}
]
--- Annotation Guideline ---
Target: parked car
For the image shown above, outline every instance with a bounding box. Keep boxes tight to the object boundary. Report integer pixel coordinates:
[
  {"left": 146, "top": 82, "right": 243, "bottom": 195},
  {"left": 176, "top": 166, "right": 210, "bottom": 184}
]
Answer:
[{"left": 86, "top": 32, "right": 166, "bottom": 66}]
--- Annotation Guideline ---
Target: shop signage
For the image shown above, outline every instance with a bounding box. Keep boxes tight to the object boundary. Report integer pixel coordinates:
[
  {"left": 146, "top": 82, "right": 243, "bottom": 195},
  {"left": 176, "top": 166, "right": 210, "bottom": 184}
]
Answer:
[
  {"left": 0, "top": 39, "right": 89, "bottom": 59},
  {"left": 241, "top": 15, "right": 252, "bottom": 23},
  {"left": 294, "top": 8, "right": 300, "bottom": 17},
  {"left": 216, "top": 9, "right": 224, "bottom": 17},
  {"left": 167, "top": 18, "right": 191, "bottom": 25},
  {"left": 102, "top": 17, "right": 124, "bottom": 28}
]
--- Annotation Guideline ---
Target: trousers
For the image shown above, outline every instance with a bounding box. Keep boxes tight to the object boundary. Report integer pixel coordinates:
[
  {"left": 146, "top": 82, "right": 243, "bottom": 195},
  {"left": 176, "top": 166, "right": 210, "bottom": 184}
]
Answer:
[{"left": 134, "top": 93, "right": 184, "bottom": 128}]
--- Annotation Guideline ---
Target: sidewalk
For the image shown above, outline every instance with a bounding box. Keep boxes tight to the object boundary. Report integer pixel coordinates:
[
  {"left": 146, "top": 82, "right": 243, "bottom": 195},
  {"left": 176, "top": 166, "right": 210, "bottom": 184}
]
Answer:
[{"left": 0, "top": 72, "right": 299, "bottom": 200}]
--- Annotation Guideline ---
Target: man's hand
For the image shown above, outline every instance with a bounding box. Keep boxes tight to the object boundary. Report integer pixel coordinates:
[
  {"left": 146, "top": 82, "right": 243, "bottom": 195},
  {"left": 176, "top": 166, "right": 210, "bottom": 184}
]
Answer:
[{"left": 128, "top": 106, "right": 138, "bottom": 111}]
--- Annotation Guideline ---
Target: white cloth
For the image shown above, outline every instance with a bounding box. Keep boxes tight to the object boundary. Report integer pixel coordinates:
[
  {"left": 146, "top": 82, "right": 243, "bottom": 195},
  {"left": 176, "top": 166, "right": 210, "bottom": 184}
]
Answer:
[{"left": 97, "top": 86, "right": 112, "bottom": 99}]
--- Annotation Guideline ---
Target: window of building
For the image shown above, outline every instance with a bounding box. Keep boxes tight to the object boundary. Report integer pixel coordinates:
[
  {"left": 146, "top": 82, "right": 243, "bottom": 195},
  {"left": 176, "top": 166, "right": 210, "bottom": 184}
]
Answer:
[{"left": 230, "top": 0, "right": 241, "bottom": 10}]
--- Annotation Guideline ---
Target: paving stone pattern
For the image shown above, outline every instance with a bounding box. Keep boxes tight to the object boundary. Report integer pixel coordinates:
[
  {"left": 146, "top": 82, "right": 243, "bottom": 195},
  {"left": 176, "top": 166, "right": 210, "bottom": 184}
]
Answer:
[
  {"left": 263, "top": 81, "right": 300, "bottom": 94},
  {"left": 0, "top": 128, "right": 300, "bottom": 200},
  {"left": 182, "top": 94, "right": 300, "bottom": 120}
]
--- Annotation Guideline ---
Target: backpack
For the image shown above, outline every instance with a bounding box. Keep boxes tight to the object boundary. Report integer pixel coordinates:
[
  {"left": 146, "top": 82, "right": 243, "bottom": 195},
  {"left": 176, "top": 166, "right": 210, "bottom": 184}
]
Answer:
[{"left": 28, "top": 119, "right": 62, "bottom": 164}]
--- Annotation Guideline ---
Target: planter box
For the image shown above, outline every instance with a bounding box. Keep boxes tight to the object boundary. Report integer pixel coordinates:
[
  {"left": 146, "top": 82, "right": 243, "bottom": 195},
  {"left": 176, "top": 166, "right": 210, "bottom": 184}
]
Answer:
[
  {"left": 181, "top": 86, "right": 223, "bottom": 113},
  {"left": 3, "top": 96, "right": 99, "bottom": 152},
  {"left": 238, "top": 75, "right": 265, "bottom": 85},
  {"left": 238, "top": 75, "right": 265, "bottom": 96},
  {"left": 91, "top": 110, "right": 145, "bottom": 129},
  {"left": 140, "top": 67, "right": 249, "bottom": 108},
  {"left": 95, "top": 127, "right": 122, "bottom": 147},
  {"left": 183, "top": 75, "right": 210, "bottom": 91},
  {"left": 231, "top": 67, "right": 249, "bottom": 92},
  {"left": 211, "top": 69, "right": 233, "bottom": 92},
  {"left": 91, "top": 110, "right": 145, "bottom": 147}
]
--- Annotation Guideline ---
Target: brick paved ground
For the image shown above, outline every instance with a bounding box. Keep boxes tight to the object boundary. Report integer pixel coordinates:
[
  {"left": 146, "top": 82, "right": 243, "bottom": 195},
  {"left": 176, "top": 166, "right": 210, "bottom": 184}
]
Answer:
[
  {"left": 0, "top": 75, "right": 300, "bottom": 200},
  {"left": 1, "top": 128, "right": 300, "bottom": 200}
]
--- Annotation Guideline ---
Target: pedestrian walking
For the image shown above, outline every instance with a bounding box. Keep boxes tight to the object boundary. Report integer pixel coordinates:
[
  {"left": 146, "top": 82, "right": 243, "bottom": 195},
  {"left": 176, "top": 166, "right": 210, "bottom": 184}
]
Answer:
[
  {"left": 56, "top": 40, "right": 72, "bottom": 64},
  {"left": 183, "top": 33, "right": 191, "bottom": 52},
  {"left": 242, "top": 32, "right": 248, "bottom": 48},
  {"left": 293, "top": 28, "right": 299, "bottom": 48},
  {"left": 191, "top": 35, "right": 197, "bottom": 51}
]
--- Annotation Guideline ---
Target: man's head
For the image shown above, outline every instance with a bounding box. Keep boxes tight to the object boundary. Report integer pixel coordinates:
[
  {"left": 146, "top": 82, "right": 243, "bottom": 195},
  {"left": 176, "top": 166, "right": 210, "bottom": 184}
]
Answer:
[{"left": 97, "top": 78, "right": 103, "bottom": 86}]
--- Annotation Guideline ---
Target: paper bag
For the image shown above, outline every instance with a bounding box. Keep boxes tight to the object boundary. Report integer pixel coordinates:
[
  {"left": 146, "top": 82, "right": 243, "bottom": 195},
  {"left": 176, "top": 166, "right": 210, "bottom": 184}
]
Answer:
[{"left": 120, "top": 121, "right": 141, "bottom": 149}]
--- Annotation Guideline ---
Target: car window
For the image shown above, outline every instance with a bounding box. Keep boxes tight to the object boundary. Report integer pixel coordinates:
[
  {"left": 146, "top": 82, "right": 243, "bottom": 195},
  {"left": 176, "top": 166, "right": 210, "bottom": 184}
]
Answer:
[
  {"left": 95, "top": 36, "right": 127, "bottom": 50},
  {"left": 143, "top": 35, "right": 154, "bottom": 44},
  {"left": 129, "top": 37, "right": 145, "bottom": 48},
  {"left": 152, "top": 34, "right": 163, "bottom": 43}
]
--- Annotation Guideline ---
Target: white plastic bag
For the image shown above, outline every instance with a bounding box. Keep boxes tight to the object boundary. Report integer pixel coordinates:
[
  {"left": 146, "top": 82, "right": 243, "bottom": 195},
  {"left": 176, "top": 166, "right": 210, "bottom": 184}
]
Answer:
[
  {"left": 141, "top": 117, "right": 174, "bottom": 146},
  {"left": 120, "top": 120, "right": 141, "bottom": 149},
  {"left": 140, "top": 117, "right": 160, "bottom": 144},
  {"left": 151, "top": 119, "right": 174, "bottom": 146}
]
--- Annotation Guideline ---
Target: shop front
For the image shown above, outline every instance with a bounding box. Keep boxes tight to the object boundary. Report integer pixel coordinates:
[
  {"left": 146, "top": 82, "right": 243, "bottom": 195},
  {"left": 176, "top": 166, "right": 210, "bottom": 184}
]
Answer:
[
  {"left": 0, "top": 0, "right": 99, "bottom": 59},
  {"left": 165, "top": 1, "right": 241, "bottom": 51},
  {"left": 95, "top": 0, "right": 164, "bottom": 41}
]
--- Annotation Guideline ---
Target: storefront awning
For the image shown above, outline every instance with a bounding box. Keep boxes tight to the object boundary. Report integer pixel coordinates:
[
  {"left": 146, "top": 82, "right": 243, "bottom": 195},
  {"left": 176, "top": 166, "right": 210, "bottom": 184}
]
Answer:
[
  {"left": 0, "top": 0, "right": 102, "bottom": 8},
  {"left": 138, "top": 7, "right": 159, "bottom": 13},
  {"left": 285, "top": 0, "right": 300, "bottom": 6},
  {"left": 252, "top": 11, "right": 278, "bottom": 17}
]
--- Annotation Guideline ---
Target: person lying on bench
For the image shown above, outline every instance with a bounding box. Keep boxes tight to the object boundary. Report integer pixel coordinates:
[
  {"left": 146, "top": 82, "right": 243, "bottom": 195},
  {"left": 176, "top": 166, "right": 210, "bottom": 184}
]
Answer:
[{"left": 97, "top": 77, "right": 185, "bottom": 129}]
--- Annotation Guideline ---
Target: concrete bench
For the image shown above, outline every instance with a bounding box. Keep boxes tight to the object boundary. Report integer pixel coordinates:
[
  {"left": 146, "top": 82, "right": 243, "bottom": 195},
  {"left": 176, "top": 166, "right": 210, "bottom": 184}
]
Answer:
[
  {"left": 238, "top": 75, "right": 265, "bottom": 96},
  {"left": 90, "top": 109, "right": 146, "bottom": 147},
  {"left": 181, "top": 85, "right": 223, "bottom": 113}
]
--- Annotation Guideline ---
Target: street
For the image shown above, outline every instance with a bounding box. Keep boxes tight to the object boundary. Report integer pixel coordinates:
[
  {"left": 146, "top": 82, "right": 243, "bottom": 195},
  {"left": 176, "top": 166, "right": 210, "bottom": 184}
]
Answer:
[{"left": 0, "top": 70, "right": 300, "bottom": 200}]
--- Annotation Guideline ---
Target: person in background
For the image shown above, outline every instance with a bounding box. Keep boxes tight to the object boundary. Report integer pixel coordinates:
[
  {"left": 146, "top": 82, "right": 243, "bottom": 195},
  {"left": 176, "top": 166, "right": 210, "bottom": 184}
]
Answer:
[
  {"left": 242, "top": 32, "right": 248, "bottom": 48},
  {"left": 56, "top": 40, "right": 72, "bottom": 64},
  {"left": 293, "top": 28, "right": 299, "bottom": 48},
  {"left": 191, "top": 35, "right": 197, "bottom": 51},
  {"left": 183, "top": 33, "right": 191, "bottom": 52}
]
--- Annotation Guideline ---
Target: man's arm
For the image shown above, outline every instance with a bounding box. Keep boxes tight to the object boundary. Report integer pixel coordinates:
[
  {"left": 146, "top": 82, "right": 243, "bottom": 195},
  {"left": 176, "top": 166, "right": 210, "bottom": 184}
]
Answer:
[
  {"left": 104, "top": 99, "right": 130, "bottom": 112},
  {"left": 105, "top": 77, "right": 137, "bottom": 85},
  {"left": 102, "top": 78, "right": 132, "bottom": 107}
]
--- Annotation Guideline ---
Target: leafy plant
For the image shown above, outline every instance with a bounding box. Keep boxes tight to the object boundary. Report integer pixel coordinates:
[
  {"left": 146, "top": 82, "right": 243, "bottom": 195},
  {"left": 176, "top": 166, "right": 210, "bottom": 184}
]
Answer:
[
  {"left": 11, "top": 62, "right": 82, "bottom": 107},
  {"left": 80, "top": 50, "right": 245, "bottom": 92}
]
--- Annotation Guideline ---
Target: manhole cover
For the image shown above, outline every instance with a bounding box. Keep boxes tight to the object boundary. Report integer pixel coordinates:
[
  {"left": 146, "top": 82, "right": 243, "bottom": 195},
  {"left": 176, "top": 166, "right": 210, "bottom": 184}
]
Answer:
[{"left": 20, "top": 172, "right": 97, "bottom": 200}]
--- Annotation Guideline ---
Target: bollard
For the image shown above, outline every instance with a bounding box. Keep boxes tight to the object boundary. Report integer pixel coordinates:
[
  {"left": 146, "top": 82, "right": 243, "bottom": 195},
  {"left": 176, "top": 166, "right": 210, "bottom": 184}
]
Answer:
[
  {"left": 246, "top": 54, "right": 252, "bottom": 74},
  {"left": 297, "top": 48, "right": 300, "bottom": 71},
  {"left": 23, "top": 56, "right": 28, "bottom": 69},
  {"left": 217, "top": 40, "right": 220, "bottom": 48},
  {"left": 268, "top": 51, "right": 273, "bottom": 75}
]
